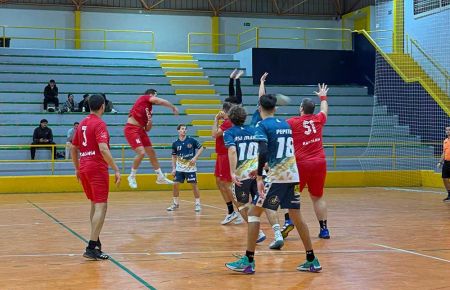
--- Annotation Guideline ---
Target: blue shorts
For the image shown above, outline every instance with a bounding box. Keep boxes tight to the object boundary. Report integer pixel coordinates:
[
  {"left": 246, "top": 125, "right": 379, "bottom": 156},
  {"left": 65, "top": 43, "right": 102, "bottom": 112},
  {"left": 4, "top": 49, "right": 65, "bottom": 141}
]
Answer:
[
  {"left": 174, "top": 171, "right": 197, "bottom": 183},
  {"left": 255, "top": 182, "right": 300, "bottom": 210},
  {"left": 232, "top": 179, "right": 258, "bottom": 204}
]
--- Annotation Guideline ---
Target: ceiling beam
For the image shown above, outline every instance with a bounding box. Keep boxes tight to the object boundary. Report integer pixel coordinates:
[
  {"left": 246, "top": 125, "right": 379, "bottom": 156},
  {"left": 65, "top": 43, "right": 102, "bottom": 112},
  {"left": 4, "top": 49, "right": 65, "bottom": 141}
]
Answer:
[
  {"left": 333, "top": 0, "right": 343, "bottom": 15},
  {"left": 207, "top": 0, "right": 218, "bottom": 16},
  {"left": 139, "top": 0, "right": 149, "bottom": 10},
  {"left": 282, "top": 0, "right": 309, "bottom": 14},
  {"left": 272, "top": 0, "right": 281, "bottom": 15},
  {"left": 218, "top": 0, "right": 239, "bottom": 12},
  {"left": 149, "top": 0, "right": 166, "bottom": 10}
]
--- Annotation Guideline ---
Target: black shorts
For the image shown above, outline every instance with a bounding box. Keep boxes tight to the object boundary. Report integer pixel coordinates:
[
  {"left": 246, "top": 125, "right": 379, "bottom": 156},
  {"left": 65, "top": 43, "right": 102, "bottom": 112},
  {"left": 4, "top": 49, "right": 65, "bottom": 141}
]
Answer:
[
  {"left": 174, "top": 171, "right": 197, "bottom": 183},
  {"left": 232, "top": 179, "right": 258, "bottom": 204},
  {"left": 442, "top": 161, "right": 450, "bottom": 178},
  {"left": 255, "top": 182, "right": 300, "bottom": 210}
]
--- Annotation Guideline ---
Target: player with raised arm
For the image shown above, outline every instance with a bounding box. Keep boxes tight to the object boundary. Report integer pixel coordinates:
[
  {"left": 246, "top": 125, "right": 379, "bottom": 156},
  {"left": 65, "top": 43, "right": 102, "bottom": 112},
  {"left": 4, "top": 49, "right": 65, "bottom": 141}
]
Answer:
[
  {"left": 225, "top": 94, "right": 321, "bottom": 274},
  {"left": 285, "top": 83, "right": 330, "bottom": 239},
  {"left": 71, "top": 94, "right": 121, "bottom": 260},
  {"left": 125, "top": 89, "right": 179, "bottom": 188},
  {"left": 167, "top": 124, "right": 205, "bottom": 212}
]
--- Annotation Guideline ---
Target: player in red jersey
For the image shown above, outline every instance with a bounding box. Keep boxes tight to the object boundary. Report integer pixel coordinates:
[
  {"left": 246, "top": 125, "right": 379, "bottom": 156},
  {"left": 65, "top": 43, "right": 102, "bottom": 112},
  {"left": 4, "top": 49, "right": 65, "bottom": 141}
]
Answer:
[
  {"left": 71, "top": 94, "right": 121, "bottom": 260},
  {"left": 212, "top": 101, "right": 243, "bottom": 225},
  {"left": 286, "top": 83, "right": 330, "bottom": 239},
  {"left": 125, "top": 89, "right": 179, "bottom": 188}
]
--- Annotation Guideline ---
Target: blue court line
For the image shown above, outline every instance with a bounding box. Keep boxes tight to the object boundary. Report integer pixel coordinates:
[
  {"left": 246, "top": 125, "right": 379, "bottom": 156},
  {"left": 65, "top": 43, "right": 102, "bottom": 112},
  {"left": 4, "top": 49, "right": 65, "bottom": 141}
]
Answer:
[{"left": 28, "top": 200, "right": 156, "bottom": 290}]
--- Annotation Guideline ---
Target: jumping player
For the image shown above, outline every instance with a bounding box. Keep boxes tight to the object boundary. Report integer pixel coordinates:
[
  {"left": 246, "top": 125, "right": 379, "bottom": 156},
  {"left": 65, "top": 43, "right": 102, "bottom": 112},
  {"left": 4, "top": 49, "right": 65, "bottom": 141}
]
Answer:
[
  {"left": 225, "top": 94, "right": 321, "bottom": 274},
  {"left": 125, "top": 89, "right": 178, "bottom": 188},
  {"left": 71, "top": 94, "right": 121, "bottom": 260}
]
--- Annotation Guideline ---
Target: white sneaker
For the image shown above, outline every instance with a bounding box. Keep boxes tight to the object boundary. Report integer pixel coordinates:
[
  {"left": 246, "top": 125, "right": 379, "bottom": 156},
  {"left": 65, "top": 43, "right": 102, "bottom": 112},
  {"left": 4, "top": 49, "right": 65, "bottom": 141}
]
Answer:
[
  {"left": 221, "top": 212, "right": 237, "bottom": 225},
  {"left": 195, "top": 203, "right": 201, "bottom": 212},
  {"left": 167, "top": 203, "right": 179, "bottom": 211},
  {"left": 128, "top": 175, "right": 137, "bottom": 189},
  {"left": 269, "top": 231, "right": 284, "bottom": 250},
  {"left": 256, "top": 230, "right": 266, "bottom": 243},
  {"left": 156, "top": 175, "right": 174, "bottom": 185},
  {"left": 233, "top": 212, "right": 244, "bottom": 224},
  {"left": 111, "top": 109, "right": 118, "bottom": 114}
]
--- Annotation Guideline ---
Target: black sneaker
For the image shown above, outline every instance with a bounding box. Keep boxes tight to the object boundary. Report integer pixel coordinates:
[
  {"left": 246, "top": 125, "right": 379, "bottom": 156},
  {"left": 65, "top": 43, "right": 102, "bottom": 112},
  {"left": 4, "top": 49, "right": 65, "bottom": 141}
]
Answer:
[
  {"left": 95, "top": 249, "right": 109, "bottom": 260},
  {"left": 443, "top": 196, "right": 450, "bottom": 203},
  {"left": 83, "top": 248, "right": 109, "bottom": 260}
]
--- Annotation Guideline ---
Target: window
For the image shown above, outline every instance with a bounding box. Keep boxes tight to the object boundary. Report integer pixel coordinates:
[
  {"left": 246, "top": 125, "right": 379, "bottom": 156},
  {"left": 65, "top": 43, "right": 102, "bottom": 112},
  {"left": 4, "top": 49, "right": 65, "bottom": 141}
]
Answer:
[{"left": 414, "top": 0, "right": 450, "bottom": 15}]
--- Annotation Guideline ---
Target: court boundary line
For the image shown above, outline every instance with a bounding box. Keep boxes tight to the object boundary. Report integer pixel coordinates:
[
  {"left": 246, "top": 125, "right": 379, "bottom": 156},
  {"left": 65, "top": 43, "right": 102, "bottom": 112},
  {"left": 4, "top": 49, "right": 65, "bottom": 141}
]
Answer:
[
  {"left": 27, "top": 200, "right": 157, "bottom": 290},
  {"left": 373, "top": 243, "right": 450, "bottom": 263},
  {"left": 382, "top": 187, "right": 445, "bottom": 194}
]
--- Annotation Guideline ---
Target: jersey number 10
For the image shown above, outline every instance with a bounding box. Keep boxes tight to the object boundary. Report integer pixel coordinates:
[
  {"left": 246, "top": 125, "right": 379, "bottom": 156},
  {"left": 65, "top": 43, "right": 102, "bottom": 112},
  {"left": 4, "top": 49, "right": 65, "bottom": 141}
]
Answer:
[{"left": 238, "top": 142, "right": 258, "bottom": 161}]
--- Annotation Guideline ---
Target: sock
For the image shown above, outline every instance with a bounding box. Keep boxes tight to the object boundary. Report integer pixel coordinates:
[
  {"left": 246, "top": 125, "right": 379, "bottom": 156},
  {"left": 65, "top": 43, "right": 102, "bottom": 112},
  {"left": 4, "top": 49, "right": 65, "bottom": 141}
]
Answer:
[
  {"left": 245, "top": 250, "right": 255, "bottom": 263},
  {"left": 173, "top": 197, "right": 179, "bottom": 205},
  {"left": 306, "top": 250, "right": 315, "bottom": 262},
  {"left": 272, "top": 223, "right": 281, "bottom": 233},
  {"left": 195, "top": 198, "right": 200, "bottom": 205},
  {"left": 88, "top": 240, "right": 97, "bottom": 250},
  {"left": 319, "top": 220, "right": 327, "bottom": 230},
  {"left": 130, "top": 168, "right": 137, "bottom": 177},
  {"left": 155, "top": 168, "right": 164, "bottom": 178},
  {"left": 284, "top": 213, "right": 290, "bottom": 223},
  {"left": 226, "top": 202, "right": 234, "bottom": 214}
]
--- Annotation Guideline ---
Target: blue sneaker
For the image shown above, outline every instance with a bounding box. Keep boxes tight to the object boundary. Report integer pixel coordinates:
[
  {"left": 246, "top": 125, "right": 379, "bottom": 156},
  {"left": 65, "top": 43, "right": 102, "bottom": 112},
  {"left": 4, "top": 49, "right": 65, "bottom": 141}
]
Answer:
[
  {"left": 318, "top": 228, "right": 330, "bottom": 239},
  {"left": 297, "top": 257, "right": 322, "bottom": 272},
  {"left": 281, "top": 220, "right": 294, "bottom": 239},
  {"left": 225, "top": 255, "right": 255, "bottom": 274},
  {"left": 256, "top": 230, "right": 266, "bottom": 243}
]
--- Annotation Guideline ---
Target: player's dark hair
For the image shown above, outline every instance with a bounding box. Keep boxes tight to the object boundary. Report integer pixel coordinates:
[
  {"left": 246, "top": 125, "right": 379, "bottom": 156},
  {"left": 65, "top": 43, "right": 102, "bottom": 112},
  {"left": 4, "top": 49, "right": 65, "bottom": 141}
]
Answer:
[
  {"left": 301, "top": 98, "right": 315, "bottom": 114},
  {"left": 177, "top": 124, "right": 186, "bottom": 130},
  {"left": 144, "top": 89, "right": 157, "bottom": 95},
  {"left": 222, "top": 101, "right": 233, "bottom": 113},
  {"left": 259, "top": 94, "right": 277, "bottom": 111},
  {"left": 88, "top": 94, "right": 105, "bottom": 111},
  {"left": 74, "top": 122, "right": 79, "bottom": 125},
  {"left": 228, "top": 105, "right": 247, "bottom": 126}
]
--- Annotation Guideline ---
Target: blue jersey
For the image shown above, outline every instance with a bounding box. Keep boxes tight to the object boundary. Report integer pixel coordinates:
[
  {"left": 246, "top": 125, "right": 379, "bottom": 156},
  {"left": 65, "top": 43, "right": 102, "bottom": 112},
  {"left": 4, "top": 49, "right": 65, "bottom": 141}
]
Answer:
[
  {"left": 255, "top": 117, "right": 299, "bottom": 183},
  {"left": 172, "top": 136, "right": 203, "bottom": 172},
  {"left": 250, "top": 109, "right": 262, "bottom": 126},
  {"left": 224, "top": 125, "right": 259, "bottom": 180}
]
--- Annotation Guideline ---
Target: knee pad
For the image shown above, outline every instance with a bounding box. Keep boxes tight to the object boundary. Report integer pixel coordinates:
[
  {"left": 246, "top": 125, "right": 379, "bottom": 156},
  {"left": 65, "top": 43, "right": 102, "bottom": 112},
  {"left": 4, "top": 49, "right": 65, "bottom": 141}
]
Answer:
[{"left": 248, "top": 216, "right": 260, "bottom": 223}]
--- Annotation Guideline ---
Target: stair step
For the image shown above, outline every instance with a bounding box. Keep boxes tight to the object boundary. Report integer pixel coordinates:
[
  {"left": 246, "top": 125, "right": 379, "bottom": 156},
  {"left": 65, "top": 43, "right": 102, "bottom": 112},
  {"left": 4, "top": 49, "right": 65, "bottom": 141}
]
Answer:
[
  {"left": 175, "top": 89, "right": 216, "bottom": 95},
  {"left": 191, "top": 120, "right": 214, "bottom": 126},
  {"left": 161, "top": 63, "right": 199, "bottom": 68},
  {"left": 185, "top": 108, "right": 220, "bottom": 115},
  {"left": 170, "top": 79, "right": 210, "bottom": 85},
  {"left": 165, "top": 71, "right": 204, "bottom": 77},
  {"left": 197, "top": 129, "right": 212, "bottom": 136},
  {"left": 157, "top": 54, "right": 193, "bottom": 61},
  {"left": 180, "top": 99, "right": 221, "bottom": 105}
]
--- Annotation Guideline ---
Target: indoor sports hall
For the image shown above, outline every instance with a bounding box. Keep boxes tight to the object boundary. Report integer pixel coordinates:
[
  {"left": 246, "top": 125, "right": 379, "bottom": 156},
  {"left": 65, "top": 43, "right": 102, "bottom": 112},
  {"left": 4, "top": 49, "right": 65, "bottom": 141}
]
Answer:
[{"left": 0, "top": 1, "right": 449, "bottom": 289}]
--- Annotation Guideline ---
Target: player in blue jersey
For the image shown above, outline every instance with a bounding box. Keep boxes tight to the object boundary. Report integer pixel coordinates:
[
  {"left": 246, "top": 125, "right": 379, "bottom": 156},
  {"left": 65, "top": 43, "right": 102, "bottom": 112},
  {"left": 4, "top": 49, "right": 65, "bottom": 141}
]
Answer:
[
  {"left": 167, "top": 124, "right": 205, "bottom": 212},
  {"left": 224, "top": 105, "right": 284, "bottom": 249},
  {"left": 225, "top": 94, "right": 321, "bottom": 274}
]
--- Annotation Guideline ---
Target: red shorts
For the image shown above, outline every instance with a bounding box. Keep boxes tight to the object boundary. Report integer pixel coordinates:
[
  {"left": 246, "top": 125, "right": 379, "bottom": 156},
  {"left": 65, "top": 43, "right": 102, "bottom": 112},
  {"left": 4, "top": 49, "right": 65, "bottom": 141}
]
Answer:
[
  {"left": 297, "top": 159, "right": 327, "bottom": 198},
  {"left": 124, "top": 123, "right": 152, "bottom": 150},
  {"left": 79, "top": 169, "right": 109, "bottom": 203},
  {"left": 214, "top": 154, "right": 232, "bottom": 182}
]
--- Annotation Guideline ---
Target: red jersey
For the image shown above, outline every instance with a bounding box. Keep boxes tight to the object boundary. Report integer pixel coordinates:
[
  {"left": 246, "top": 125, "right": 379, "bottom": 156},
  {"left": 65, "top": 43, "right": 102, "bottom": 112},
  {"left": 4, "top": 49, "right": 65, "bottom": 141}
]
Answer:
[
  {"left": 129, "top": 95, "right": 153, "bottom": 127},
  {"left": 287, "top": 112, "right": 327, "bottom": 161},
  {"left": 72, "top": 114, "right": 110, "bottom": 172},
  {"left": 215, "top": 119, "right": 232, "bottom": 155}
]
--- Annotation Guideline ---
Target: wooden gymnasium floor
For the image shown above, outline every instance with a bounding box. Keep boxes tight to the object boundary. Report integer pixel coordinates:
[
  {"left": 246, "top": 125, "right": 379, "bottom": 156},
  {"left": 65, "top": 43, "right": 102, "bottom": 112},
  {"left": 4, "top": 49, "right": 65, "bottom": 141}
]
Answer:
[{"left": 0, "top": 187, "right": 449, "bottom": 290}]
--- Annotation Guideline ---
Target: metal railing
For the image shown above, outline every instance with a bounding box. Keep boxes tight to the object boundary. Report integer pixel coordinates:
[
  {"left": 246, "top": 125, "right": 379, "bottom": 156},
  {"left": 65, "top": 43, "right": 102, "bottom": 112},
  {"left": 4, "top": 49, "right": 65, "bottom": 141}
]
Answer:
[
  {"left": 0, "top": 142, "right": 440, "bottom": 175},
  {"left": 1, "top": 25, "right": 155, "bottom": 51}
]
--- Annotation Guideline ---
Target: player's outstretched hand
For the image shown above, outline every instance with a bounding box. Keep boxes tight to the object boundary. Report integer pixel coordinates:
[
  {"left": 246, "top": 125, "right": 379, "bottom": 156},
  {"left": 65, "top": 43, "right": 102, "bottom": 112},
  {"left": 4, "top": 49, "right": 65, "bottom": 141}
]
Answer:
[
  {"left": 114, "top": 170, "right": 121, "bottom": 187},
  {"left": 171, "top": 169, "right": 176, "bottom": 177},
  {"left": 75, "top": 169, "right": 80, "bottom": 183},
  {"left": 172, "top": 107, "right": 179, "bottom": 115},
  {"left": 189, "top": 158, "right": 197, "bottom": 167},
  {"left": 231, "top": 174, "right": 242, "bottom": 186},
  {"left": 260, "top": 72, "right": 268, "bottom": 83},
  {"left": 314, "top": 83, "right": 329, "bottom": 98},
  {"left": 215, "top": 111, "right": 225, "bottom": 120}
]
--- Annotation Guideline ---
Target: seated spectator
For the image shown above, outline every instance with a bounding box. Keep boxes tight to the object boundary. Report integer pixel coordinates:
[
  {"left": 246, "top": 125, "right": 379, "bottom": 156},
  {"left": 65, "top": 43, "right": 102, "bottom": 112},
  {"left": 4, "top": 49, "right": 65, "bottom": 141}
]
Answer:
[
  {"left": 65, "top": 121, "right": 79, "bottom": 159},
  {"left": 30, "top": 119, "right": 56, "bottom": 160},
  {"left": 61, "top": 93, "right": 79, "bottom": 113},
  {"left": 101, "top": 93, "right": 117, "bottom": 113},
  {"left": 43, "top": 79, "right": 59, "bottom": 112},
  {"left": 78, "top": 94, "right": 90, "bottom": 113}
]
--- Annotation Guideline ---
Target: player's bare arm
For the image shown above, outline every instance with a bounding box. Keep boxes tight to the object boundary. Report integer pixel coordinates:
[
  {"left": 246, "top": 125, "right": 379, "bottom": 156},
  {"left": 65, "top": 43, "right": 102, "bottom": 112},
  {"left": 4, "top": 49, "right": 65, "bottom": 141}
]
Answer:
[
  {"left": 99, "top": 142, "right": 121, "bottom": 186},
  {"left": 259, "top": 72, "right": 268, "bottom": 98},
  {"left": 212, "top": 111, "right": 225, "bottom": 138},
  {"left": 227, "top": 146, "right": 242, "bottom": 186},
  {"left": 189, "top": 146, "right": 205, "bottom": 166},
  {"left": 314, "top": 83, "right": 329, "bottom": 117},
  {"left": 71, "top": 144, "right": 81, "bottom": 182},
  {"left": 150, "top": 96, "right": 179, "bottom": 115},
  {"left": 171, "top": 155, "right": 177, "bottom": 176}
]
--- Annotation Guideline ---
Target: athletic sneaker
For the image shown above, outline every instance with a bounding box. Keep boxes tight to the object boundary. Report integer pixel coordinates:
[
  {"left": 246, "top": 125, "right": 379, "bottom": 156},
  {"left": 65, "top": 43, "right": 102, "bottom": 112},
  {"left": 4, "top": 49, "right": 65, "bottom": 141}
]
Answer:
[
  {"left": 195, "top": 203, "right": 201, "bottom": 212},
  {"left": 281, "top": 221, "right": 295, "bottom": 239},
  {"left": 127, "top": 175, "right": 137, "bottom": 189},
  {"left": 319, "top": 228, "right": 330, "bottom": 239},
  {"left": 443, "top": 196, "right": 450, "bottom": 203},
  {"left": 167, "top": 203, "right": 179, "bottom": 211},
  {"left": 221, "top": 211, "right": 238, "bottom": 225},
  {"left": 269, "top": 231, "right": 284, "bottom": 250},
  {"left": 83, "top": 248, "right": 109, "bottom": 261},
  {"left": 156, "top": 175, "right": 174, "bottom": 185},
  {"left": 297, "top": 257, "right": 322, "bottom": 272},
  {"left": 256, "top": 230, "right": 266, "bottom": 243},
  {"left": 225, "top": 255, "right": 255, "bottom": 274},
  {"left": 233, "top": 212, "right": 244, "bottom": 224}
]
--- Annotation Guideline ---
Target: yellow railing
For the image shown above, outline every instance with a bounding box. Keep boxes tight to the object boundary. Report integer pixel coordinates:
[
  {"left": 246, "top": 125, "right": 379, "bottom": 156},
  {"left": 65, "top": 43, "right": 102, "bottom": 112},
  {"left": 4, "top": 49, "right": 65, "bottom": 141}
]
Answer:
[
  {"left": 188, "top": 26, "right": 354, "bottom": 53},
  {"left": 0, "top": 142, "right": 439, "bottom": 175},
  {"left": 0, "top": 25, "right": 155, "bottom": 51}
]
